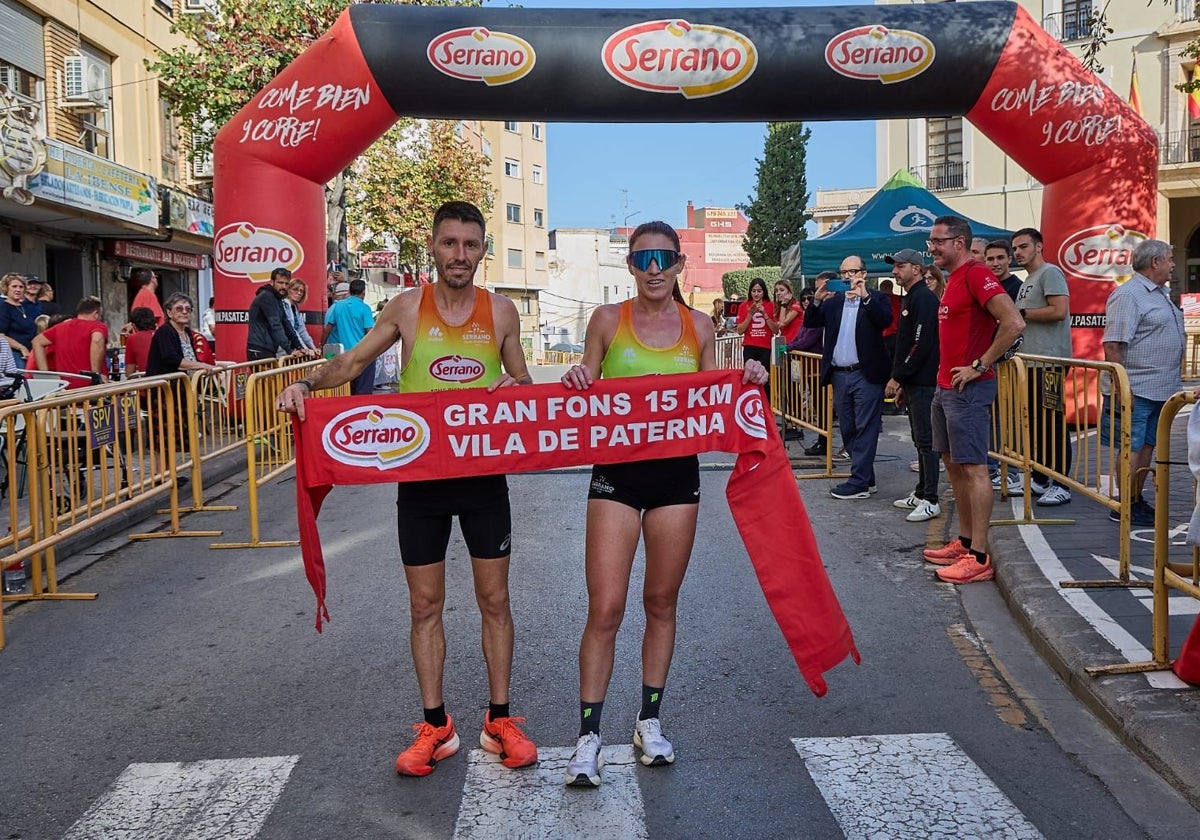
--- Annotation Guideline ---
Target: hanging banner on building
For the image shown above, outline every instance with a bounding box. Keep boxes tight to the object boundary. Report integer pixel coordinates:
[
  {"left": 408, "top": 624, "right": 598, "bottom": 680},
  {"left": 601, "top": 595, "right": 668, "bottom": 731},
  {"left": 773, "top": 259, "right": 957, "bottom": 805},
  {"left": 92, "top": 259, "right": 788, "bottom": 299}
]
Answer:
[
  {"left": 294, "top": 370, "right": 860, "bottom": 697},
  {"left": 29, "top": 139, "right": 159, "bottom": 228}
]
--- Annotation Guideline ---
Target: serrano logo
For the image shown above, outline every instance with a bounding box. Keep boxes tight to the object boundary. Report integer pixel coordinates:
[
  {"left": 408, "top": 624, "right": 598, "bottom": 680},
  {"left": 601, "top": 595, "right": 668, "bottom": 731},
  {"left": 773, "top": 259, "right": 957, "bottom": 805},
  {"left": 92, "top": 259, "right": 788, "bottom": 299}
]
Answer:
[
  {"left": 322, "top": 406, "right": 430, "bottom": 470},
  {"left": 430, "top": 354, "right": 485, "bottom": 383},
  {"left": 427, "top": 27, "right": 535, "bottom": 86},
  {"left": 214, "top": 223, "right": 303, "bottom": 283},
  {"left": 602, "top": 19, "right": 758, "bottom": 99},
  {"left": 734, "top": 390, "right": 768, "bottom": 440},
  {"left": 825, "top": 25, "right": 935, "bottom": 84},
  {"left": 1058, "top": 224, "right": 1147, "bottom": 284}
]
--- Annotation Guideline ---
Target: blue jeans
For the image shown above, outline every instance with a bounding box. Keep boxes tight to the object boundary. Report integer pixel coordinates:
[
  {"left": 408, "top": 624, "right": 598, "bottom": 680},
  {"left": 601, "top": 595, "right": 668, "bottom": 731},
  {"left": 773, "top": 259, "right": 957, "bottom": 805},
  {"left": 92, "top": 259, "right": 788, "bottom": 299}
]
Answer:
[{"left": 833, "top": 369, "right": 883, "bottom": 491}]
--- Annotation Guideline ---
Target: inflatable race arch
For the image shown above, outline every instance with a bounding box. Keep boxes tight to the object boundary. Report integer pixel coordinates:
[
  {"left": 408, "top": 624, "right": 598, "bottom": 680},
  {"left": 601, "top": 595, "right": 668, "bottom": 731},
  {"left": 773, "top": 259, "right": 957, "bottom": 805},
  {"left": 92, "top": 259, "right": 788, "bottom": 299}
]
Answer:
[{"left": 211, "top": 1, "right": 1157, "bottom": 361}]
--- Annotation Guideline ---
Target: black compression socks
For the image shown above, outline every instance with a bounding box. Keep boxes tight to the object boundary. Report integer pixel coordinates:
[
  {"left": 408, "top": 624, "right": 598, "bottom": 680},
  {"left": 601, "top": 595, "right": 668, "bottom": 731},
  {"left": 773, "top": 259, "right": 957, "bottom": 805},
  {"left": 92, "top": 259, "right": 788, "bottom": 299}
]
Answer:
[
  {"left": 424, "top": 704, "right": 447, "bottom": 728},
  {"left": 579, "top": 701, "right": 603, "bottom": 736},
  {"left": 639, "top": 685, "right": 664, "bottom": 721}
]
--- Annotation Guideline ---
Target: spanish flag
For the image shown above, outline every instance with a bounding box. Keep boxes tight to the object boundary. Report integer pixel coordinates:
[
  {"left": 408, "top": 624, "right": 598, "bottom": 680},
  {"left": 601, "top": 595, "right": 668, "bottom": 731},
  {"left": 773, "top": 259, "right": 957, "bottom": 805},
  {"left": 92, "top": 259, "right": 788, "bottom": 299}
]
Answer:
[
  {"left": 1189, "top": 66, "right": 1200, "bottom": 121},
  {"left": 1129, "top": 57, "right": 1143, "bottom": 117}
]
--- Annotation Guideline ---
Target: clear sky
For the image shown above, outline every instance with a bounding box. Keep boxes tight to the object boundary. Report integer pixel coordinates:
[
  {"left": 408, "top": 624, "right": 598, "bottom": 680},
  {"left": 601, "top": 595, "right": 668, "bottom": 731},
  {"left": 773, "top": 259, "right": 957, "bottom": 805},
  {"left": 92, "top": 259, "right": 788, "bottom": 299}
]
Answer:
[{"left": 480, "top": 0, "right": 877, "bottom": 231}]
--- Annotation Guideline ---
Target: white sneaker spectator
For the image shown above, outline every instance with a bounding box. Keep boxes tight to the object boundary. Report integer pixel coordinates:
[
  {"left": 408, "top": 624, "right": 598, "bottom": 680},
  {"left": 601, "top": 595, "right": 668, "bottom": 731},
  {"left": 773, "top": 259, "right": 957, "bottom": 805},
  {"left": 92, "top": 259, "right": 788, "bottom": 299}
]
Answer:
[
  {"left": 1036, "top": 485, "right": 1071, "bottom": 506},
  {"left": 906, "top": 500, "right": 941, "bottom": 522}
]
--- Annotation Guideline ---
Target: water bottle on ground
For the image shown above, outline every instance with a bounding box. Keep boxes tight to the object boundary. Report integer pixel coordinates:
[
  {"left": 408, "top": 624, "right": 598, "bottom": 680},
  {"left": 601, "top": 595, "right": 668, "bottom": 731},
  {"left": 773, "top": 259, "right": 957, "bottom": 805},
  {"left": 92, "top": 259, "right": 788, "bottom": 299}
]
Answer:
[{"left": 3, "top": 559, "right": 27, "bottom": 594}]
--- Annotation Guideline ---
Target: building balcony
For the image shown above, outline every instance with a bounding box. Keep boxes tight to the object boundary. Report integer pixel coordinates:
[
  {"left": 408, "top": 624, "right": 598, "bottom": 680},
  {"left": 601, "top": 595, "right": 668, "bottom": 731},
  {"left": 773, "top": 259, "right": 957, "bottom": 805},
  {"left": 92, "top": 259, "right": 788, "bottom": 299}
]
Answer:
[
  {"left": 1042, "top": 5, "right": 1094, "bottom": 43},
  {"left": 1159, "top": 128, "right": 1200, "bottom": 166},
  {"left": 909, "top": 161, "right": 969, "bottom": 193}
]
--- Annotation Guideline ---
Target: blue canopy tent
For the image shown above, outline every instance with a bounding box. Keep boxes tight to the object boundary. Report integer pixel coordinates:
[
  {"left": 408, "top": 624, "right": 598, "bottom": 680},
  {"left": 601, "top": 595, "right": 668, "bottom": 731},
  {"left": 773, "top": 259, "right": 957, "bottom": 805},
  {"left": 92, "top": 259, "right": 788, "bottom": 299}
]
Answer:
[{"left": 781, "top": 170, "right": 1013, "bottom": 280}]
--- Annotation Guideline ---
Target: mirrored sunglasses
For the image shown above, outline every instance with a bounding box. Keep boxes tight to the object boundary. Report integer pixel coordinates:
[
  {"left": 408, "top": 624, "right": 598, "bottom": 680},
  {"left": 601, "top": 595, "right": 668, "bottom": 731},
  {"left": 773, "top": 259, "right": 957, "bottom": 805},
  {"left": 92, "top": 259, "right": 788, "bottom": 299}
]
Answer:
[{"left": 627, "top": 249, "right": 680, "bottom": 272}]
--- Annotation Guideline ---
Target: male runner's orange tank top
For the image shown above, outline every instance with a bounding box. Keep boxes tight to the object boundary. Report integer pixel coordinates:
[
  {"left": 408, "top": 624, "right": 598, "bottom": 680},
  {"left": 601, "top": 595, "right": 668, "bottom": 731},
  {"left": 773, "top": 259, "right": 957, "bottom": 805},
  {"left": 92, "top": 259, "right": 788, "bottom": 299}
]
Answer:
[
  {"left": 600, "top": 300, "right": 701, "bottom": 378},
  {"left": 399, "top": 286, "right": 503, "bottom": 392}
]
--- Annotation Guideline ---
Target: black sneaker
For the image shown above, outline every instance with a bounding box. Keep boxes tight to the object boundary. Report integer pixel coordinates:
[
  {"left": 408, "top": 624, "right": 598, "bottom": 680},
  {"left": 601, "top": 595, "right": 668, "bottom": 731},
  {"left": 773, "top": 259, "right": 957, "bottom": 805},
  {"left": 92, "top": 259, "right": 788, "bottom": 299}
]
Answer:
[
  {"left": 1131, "top": 500, "right": 1155, "bottom": 527},
  {"left": 803, "top": 440, "right": 827, "bottom": 456}
]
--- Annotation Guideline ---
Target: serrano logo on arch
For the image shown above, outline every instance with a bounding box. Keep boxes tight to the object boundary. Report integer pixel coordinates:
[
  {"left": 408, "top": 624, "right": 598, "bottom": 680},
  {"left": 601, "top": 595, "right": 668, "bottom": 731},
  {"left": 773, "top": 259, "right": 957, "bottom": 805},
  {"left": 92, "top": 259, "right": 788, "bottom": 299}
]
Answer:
[
  {"left": 602, "top": 19, "right": 758, "bottom": 99},
  {"left": 427, "top": 27, "right": 535, "bottom": 86},
  {"left": 214, "top": 223, "right": 303, "bottom": 283},
  {"left": 430, "top": 354, "right": 485, "bottom": 383},
  {"left": 323, "top": 406, "right": 431, "bottom": 469},
  {"left": 825, "top": 25, "right": 935, "bottom": 84},
  {"left": 1058, "top": 224, "right": 1147, "bottom": 284}
]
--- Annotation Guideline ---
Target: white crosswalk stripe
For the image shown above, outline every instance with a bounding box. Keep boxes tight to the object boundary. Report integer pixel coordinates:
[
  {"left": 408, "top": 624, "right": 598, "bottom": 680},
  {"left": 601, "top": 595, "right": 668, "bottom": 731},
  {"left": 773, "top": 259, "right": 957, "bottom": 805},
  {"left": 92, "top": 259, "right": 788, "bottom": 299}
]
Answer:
[
  {"left": 63, "top": 756, "right": 299, "bottom": 840},
  {"left": 794, "top": 733, "right": 1043, "bottom": 839},
  {"left": 453, "top": 745, "right": 647, "bottom": 840}
]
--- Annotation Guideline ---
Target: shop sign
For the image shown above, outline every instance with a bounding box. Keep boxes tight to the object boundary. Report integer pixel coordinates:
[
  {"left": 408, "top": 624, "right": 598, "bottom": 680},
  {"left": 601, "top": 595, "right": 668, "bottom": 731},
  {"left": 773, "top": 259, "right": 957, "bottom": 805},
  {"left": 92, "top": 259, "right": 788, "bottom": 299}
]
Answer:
[
  {"left": 0, "top": 86, "right": 46, "bottom": 206},
  {"left": 113, "top": 240, "right": 205, "bottom": 270},
  {"left": 29, "top": 139, "right": 159, "bottom": 227},
  {"left": 704, "top": 232, "right": 749, "bottom": 265},
  {"left": 163, "top": 189, "right": 214, "bottom": 237}
]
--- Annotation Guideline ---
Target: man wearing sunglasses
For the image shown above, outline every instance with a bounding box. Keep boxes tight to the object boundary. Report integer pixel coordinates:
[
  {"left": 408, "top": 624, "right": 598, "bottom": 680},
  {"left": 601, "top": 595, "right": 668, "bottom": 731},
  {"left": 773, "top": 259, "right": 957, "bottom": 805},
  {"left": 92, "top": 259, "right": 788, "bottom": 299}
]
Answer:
[{"left": 804, "top": 255, "right": 893, "bottom": 500}]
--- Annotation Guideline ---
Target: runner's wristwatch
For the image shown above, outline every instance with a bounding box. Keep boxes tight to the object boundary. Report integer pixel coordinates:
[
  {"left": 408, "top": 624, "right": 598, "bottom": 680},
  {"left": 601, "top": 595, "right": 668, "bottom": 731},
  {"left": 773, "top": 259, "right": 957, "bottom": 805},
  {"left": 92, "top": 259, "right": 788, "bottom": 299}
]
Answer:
[{"left": 971, "top": 358, "right": 989, "bottom": 373}]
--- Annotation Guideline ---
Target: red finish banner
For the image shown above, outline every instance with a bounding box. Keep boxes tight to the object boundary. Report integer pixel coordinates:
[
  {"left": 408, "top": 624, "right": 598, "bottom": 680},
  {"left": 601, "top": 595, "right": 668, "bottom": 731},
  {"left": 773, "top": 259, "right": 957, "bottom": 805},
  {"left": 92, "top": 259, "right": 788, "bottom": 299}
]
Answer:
[{"left": 294, "top": 370, "right": 860, "bottom": 696}]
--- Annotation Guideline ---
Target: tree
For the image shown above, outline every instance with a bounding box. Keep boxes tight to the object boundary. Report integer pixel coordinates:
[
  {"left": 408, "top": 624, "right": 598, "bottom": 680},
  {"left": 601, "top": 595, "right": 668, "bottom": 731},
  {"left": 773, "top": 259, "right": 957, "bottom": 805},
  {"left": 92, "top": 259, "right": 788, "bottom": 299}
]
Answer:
[
  {"left": 147, "top": 0, "right": 484, "bottom": 269},
  {"left": 739, "top": 122, "right": 812, "bottom": 268}
]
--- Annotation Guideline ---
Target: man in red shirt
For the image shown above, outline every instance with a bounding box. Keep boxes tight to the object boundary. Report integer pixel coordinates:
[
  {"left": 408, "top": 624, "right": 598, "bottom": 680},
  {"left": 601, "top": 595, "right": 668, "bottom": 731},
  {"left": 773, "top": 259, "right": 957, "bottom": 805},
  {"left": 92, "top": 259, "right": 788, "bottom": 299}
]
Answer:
[
  {"left": 922, "top": 216, "right": 1024, "bottom": 584},
  {"left": 130, "top": 268, "right": 164, "bottom": 327},
  {"left": 31, "top": 296, "right": 109, "bottom": 388}
]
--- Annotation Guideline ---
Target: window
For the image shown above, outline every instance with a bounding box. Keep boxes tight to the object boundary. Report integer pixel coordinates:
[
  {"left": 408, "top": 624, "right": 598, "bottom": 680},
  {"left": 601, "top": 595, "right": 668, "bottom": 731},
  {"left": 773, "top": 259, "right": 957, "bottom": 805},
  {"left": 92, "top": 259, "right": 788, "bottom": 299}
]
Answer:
[
  {"left": 81, "top": 110, "right": 111, "bottom": 159},
  {"left": 521, "top": 296, "right": 531, "bottom": 314},
  {"left": 604, "top": 287, "right": 610, "bottom": 304},
  {"left": 0, "top": 63, "right": 45, "bottom": 135},
  {"left": 506, "top": 203, "right": 522, "bottom": 223},
  {"left": 1061, "top": 1, "right": 1093, "bottom": 42},
  {"left": 160, "top": 97, "right": 181, "bottom": 182},
  {"left": 507, "top": 248, "right": 523, "bottom": 268},
  {"left": 481, "top": 137, "right": 492, "bottom": 158},
  {"left": 504, "top": 158, "right": 520, "bottom": 178},
  {"left": 531, "top": 165, "right": 543, "bottom": 184},
  {"left": 533, "top": 208, "right": 545, "bottom": 228},
  {"left": 155, "top": 0, "right": 174, "bottom": 18},
  {"left": 504, "top": 120, "right": 520, "bottom": 132},
  {"left": 486, "top": 234, "right": 495, "bottom": 256},
  {"left": 925, "top": 117, "right": 964, "bottom": 191},
  {"left": 454, "top": 121, "right": 465, "bottom": 139},
  {"left": 535, "top": 251, "right": 546, "bottom": 270},
  {"left": 532, "top": 123, "right": 542, "bottom": 141}
]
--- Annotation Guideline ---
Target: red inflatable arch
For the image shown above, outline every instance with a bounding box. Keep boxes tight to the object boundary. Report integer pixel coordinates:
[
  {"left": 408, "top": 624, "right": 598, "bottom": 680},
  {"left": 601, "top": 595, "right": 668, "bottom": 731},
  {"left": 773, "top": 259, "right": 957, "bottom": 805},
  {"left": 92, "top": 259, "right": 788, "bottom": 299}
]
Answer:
[{"left": 212, "top": 2, "right": 1156, "bottom": 362}]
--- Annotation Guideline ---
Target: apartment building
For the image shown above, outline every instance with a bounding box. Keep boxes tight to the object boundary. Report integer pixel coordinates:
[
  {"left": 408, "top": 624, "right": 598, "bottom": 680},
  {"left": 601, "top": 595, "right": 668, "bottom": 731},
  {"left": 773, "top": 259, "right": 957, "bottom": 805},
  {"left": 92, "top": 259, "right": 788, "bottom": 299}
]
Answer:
[
  {"left": 877, "top": 0, "right": 1199, "bottom": 291},
  {"left": 0, "top": 0, "right": 214, "bottom": 335},
  {"left": 543, "top": 228, "right": 636, "bottom": 347}
]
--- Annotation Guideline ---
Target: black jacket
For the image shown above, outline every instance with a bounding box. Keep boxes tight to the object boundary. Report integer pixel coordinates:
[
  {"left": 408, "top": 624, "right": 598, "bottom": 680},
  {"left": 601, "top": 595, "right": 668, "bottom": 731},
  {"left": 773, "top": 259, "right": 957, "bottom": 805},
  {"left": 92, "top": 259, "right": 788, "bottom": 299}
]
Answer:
[
  {"left": 891, "top": 280, "right": 940, "bottom": 387},
  {"left": 247, "top": 284, "right": 300, "bottom": 355},
  {"left": 803, "top": 290, "right": 893, "bottom": 386}
]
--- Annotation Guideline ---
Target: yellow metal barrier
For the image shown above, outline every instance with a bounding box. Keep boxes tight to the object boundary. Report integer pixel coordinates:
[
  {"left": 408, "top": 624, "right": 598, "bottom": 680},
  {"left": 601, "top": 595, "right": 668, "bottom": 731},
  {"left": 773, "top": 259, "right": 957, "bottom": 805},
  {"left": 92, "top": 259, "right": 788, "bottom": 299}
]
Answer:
[
  {"left": 1185, "top": 332, "right": 1200, "bottom": 379},
  {"left": 542, "top": 350, "right": 583, "bottom": 366},
  {"left": 714, "top": 334, "right": 742, "bottom": 369},
  {"left": 0, "top": 376, "right": 216, "bottom": 648},
  {"left": 771, "top": 350, "right": 845, "bottom": 480},
  {"left": 210, "top": 360, "right": 346, "bottom": 550},
  {"left": 1086, "top": 391, "right": 1200, "bottom": 677}
]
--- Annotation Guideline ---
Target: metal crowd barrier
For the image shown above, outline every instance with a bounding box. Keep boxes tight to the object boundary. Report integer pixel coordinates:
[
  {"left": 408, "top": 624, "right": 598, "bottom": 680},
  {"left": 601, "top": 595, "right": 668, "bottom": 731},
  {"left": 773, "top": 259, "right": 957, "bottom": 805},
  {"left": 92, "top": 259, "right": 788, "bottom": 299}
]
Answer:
[
  {"left": 714, "top": 334, "right": 742, "bottom": 369},
  {"left": 542, "top": 350, "right": 583, "bottom": 366},
  {"left": 1085, "top": 390, "right": 1200, "bottom": 677},
  {"left": 771, "top": 349, "right": 845, "bottom": 480},
  {"left": 210, "top": 360, "right": 346, "bottom": 551},
  {"left": 1185, "top": 332, "right": 1200, "bottom": 379}
]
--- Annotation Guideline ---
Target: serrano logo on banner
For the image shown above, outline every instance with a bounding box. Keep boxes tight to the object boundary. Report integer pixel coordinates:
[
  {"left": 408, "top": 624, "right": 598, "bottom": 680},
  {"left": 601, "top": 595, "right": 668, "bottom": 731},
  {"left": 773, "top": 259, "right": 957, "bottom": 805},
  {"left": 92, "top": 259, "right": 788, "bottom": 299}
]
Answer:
[
  {"left": 323, "top": 406, "right": 431, "bottom": 469},
  {"left": 602, "top": 19, "right": 758, "bottom": 98},
  {"left": 214, "top": 222, "right": 303, "bottom": 283},
  {"left": 734, "top": 390, "right": 769, "bottom": 439},
  {"left": 1058, "top": 224, "right": 1147, "bottom": 284},
  {"left": 427, "top": 27, "right": 536, "bottom": 85},
  {"left": 825, "top": 25, "right": 935, "bottom": 84},
  {"left": 430, "top": 354, "right": 485, "bottom": 384}
]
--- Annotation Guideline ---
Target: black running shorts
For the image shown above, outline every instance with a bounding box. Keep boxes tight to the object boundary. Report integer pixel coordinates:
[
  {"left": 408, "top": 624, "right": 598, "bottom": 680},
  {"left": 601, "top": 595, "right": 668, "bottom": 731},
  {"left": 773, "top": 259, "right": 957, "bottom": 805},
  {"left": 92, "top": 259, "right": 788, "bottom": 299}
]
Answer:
[
  {"left": 587, "top": 455, "right": 700, "bottom": 511},
  {"left": 395, "top": 475, "right": 512, "bottom": 566}
]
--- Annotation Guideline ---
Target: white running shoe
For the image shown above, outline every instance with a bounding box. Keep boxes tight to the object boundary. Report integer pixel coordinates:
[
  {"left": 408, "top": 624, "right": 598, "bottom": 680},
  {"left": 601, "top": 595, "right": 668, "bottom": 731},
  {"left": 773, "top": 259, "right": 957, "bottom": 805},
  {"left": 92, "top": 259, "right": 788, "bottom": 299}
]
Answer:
[
  {"left": 906, "top": 499, "right": 942, "bottom": 522},
  {"left": 1030, "top": 478, "right": 1050, "bottom": 495},
  {"left": 1036, "top": 485, "right": 1072, "bottom": 506},
  {"left": 565, "top": 732, "right": 603, "bottom": 786},
  {"left": 633, "top": 718, "right": 675, "bottom": 766},
  {"left": 893, "top": 493, "right": 921, "bottom": 510}
]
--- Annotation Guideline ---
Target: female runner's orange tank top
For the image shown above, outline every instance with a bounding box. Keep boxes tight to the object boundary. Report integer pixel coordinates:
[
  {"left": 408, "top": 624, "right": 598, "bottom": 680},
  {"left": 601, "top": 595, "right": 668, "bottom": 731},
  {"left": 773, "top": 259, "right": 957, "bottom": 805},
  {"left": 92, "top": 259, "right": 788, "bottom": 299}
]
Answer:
[{"left": 600, "top": 299, "right": 701, "bottom": 378}]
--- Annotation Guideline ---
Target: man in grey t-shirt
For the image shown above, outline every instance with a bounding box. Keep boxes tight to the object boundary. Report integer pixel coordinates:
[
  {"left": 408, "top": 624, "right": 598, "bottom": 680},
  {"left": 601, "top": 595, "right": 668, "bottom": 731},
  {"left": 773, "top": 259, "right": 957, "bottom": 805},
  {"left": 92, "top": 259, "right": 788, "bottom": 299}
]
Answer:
[{"left": 1012, "top": 228, "right": 1073, "bottom": 506}]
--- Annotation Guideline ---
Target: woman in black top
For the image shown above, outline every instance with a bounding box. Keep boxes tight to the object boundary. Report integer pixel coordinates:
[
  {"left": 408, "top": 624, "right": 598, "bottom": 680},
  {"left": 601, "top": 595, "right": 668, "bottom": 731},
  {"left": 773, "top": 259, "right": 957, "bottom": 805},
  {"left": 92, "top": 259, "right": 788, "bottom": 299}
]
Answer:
[{"left": 0, "top": 273, "right": 40, "bottom": 366}]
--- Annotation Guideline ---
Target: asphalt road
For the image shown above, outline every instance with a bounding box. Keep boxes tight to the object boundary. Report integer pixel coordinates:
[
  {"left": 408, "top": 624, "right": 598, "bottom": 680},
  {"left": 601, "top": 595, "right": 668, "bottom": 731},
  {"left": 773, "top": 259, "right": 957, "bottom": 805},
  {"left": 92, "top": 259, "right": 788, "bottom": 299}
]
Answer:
[{"left": 0, "top": 398, "right": 1196, "bottom": 838}]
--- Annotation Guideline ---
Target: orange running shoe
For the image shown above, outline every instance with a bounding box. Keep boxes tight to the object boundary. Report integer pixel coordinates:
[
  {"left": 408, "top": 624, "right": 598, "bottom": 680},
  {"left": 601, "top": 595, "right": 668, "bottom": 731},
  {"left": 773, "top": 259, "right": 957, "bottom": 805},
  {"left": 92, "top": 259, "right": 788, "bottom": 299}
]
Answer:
[
  {"left": 922, "top": 538, "right": 970, "bottom": 566},
  {"left": 935, "top": 555, "right": 995, "bottom": 584},
  {"left": 479, "top": 712, "right": 538, "bottom": 769},
  {"left": 395, "top": 716, "right": 460, "bottom": 777}
]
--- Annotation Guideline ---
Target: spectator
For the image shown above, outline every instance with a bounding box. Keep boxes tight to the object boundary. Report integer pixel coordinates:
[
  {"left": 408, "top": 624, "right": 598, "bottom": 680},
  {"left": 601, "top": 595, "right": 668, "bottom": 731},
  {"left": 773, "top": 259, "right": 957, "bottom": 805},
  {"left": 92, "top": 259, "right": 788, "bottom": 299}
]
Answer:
[
  {"left": 879, "top": 278, "right": 904, "bottom": 415},
  {"left": 0, "top": 274, "right": 39, "bottom": 367},
  {"left": 322, "top": 278, "right": 375, "bottom": 395},
  {"left": 971, "top": 236, "right": 988, "bottom": 262},
  {"left": 805, "top": 255, "right": 893, "bottom": 499},
  {"left": 922, "top": 216, "right": 1024, "bottom": 584},
  {"left": 35, "top": 279, "right": 61, "bottom": 318},
  {"left": 285, "top": 279, "right": 320, "bottom": 357},
  {"left": 124, "top": 307, "right": 159, "bottom": 376},
  {"left": 774, "top": 280, "right": 804, "bottom": 440},
  {"left": 924, "top": 265, "right": 946, "bottom": 299},
  {"left": 1101, "top": 240, "right": 1184, "bottom": 528},
  {"left": 246, "top": 267, "right": 303, "bottom": 361},
  {"left": 31, "top": 296, "right": 108, "bottom": 388},
  {"left": 735, "top": 277, "right": 778, "bottom": 399},
  {"left": 1012, "top": 227, "right": 1073, "bottom": 506},
  {"left": 200, "top": 296, "right": 216, "bottom": 353},
  {"left": 796, "top": 273, "right": 834, "bottom": 457},
  {"left": 20, "top": 276, "right": 44, "bottom": 318},
  {"left": 884, "top": 249, "right": 942, "bottom": 522},
  {"left": 985, "top": 240, "right": 1022, "bottom": 301},
  {"left": 129, "top": 268, "right": 164, "bottom": 327},
  {"left": 146, "top": 293, "right": 217, "bottom": 376}
]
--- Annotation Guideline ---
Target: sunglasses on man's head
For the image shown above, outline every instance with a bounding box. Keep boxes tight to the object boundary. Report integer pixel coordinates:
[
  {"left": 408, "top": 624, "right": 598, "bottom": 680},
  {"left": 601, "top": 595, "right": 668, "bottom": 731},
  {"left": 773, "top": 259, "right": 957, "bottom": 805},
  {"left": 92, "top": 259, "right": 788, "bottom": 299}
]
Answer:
[{"left": 627, "top": 249, "right": 680, "bottom": 272}]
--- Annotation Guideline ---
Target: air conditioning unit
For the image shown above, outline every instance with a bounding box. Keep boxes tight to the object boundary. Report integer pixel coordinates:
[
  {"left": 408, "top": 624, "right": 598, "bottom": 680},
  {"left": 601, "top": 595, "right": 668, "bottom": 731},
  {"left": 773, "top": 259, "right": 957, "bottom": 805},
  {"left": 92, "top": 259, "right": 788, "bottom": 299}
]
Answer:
[
  {"left": 63, "top": 54, "right": 110, "bottom": 108},
  {"left": 182, "top": 0, "right": 218, "bottom": 13},
  {"left": 192, "top": 154, "right": 213, "bottom": 180},
  {"left": 0, "top": 65, "right": 17, "bottom": 92}
]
